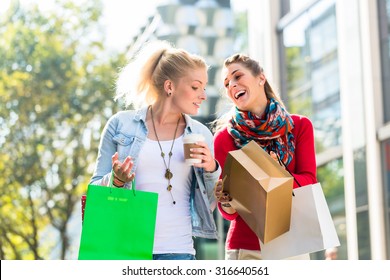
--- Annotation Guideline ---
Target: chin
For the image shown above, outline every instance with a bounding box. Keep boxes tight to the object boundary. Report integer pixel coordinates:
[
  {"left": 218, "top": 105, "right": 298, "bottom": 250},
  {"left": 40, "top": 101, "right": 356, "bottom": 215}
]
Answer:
[{"left": 190, "top": 109, "right": 200, "bottom": 115}]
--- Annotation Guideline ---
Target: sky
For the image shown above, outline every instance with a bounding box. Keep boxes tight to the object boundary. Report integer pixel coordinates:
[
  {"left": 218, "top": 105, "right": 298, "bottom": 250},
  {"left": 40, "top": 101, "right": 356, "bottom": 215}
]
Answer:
[{"left": 0, "top": 0, "right": 248, "bottom": 52}]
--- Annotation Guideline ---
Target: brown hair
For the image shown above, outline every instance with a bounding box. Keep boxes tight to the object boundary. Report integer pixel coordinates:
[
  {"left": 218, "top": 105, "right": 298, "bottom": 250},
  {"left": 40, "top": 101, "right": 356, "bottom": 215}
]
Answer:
[{"left": 211, "top": 53, "right": 285, "bottom": 132}]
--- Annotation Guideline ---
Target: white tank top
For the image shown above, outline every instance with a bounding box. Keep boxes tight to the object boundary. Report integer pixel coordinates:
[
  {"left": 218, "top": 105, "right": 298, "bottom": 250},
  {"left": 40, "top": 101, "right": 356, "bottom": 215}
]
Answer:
[{"left": 136, "top": 135, "right": 194, "bottom": 254}]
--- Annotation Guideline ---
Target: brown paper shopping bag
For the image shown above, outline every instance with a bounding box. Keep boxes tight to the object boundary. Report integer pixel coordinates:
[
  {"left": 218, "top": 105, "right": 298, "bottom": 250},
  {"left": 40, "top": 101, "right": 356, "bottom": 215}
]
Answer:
[{"left": 222, "top": 140, "right": 294, "bottom": 243}]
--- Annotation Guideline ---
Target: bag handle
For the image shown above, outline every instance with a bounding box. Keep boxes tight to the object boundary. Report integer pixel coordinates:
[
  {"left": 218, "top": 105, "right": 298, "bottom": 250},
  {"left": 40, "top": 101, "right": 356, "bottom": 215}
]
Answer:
[
  {"left": 109, "top": 170, "right": 137, "bottom": 196},
  {"left": 269, "top": 143, "right": 302, "bottom": 189},
  {"left": 276, "top": 157, "right": 302, "bottom": 188},
  {"left": 270, "top": 149, "right": 299, "bottom": 197}
]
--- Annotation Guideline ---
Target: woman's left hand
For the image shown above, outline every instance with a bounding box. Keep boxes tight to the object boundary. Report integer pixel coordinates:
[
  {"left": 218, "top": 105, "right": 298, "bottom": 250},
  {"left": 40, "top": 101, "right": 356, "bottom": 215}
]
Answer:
[{"left": 191, "top": 141, "right": 217, "bottom": 172}]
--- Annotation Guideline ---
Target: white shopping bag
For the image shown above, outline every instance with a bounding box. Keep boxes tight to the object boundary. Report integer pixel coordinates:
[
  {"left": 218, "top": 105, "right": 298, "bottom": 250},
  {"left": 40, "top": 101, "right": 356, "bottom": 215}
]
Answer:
[{"left": 259, "top": 183, "right": 340, "bottom": 259}]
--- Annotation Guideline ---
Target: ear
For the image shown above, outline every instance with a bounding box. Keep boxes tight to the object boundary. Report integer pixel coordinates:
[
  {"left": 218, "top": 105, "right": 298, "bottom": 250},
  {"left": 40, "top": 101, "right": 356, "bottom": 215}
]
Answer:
[
  {"left": 163, "top": 80, "right": 174, "bottom": 93},
  {"left": 259, "top": 73, "right": 266, "bottom": 86}
]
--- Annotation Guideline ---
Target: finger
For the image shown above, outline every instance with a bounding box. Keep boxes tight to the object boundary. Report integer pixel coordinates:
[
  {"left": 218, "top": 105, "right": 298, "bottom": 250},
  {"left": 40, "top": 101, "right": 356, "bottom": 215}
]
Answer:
[
  {"left": 122, "top": 156, "right": 132, "bottom": 168},
  {"left": 123, "top": 159, "right": 133, "bottom": 177},
  {"left": 194, "top": 140, "right": 207, "bottom": 147},
  {"left": 112, "top": 152, "right": 119, "bottom": 164},
  {"left": 127, "top": 172, "right": 135, "bottom": 182},
  {"left": 214, "top": 180, "right": 222, "bottom": 191}
]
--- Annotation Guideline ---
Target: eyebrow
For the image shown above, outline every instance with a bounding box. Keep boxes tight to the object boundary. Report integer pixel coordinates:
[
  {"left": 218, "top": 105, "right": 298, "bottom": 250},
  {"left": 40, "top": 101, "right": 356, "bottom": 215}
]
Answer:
[
  {"left": 224, "top": 69, "right": 240, "bottom": 82},
  {"left": 193, "top": 79, "right": 206, "bottom": 85}
]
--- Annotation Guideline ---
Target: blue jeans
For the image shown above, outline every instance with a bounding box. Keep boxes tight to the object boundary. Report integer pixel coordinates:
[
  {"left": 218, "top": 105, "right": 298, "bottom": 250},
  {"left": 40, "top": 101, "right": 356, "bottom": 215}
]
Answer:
[{"left": 153, "top": 253, "right": 196, "bottom": 260}]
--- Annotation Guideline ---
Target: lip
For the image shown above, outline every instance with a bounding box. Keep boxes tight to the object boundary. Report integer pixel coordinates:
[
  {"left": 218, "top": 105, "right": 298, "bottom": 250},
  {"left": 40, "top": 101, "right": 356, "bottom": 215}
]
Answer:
[
  {"left": 233, "top": 90, "right": 246, "bottom": 100},
  {"left": 193, "top": 102, "right": 201, "bottom": 108}
]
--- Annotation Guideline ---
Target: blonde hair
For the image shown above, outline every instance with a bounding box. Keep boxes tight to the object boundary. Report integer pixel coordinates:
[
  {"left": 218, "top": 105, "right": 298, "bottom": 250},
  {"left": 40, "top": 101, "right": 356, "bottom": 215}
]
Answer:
[
  {"left": 212, "top": 53, "right": 285, "bottom": 132},
  {"left": 115, "top": 40, "right": 208, "bottom": 109}
]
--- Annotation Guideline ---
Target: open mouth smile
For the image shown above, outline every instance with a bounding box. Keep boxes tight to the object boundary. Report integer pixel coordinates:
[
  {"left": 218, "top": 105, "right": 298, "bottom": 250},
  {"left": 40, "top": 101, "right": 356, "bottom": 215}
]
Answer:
[{"left": 234, "top": 90, "right": 246, "bottom": 100}]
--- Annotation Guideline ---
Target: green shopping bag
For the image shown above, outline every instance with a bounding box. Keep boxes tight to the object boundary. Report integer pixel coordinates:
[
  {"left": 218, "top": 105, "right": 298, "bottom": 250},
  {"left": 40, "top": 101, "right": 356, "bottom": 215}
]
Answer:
[{"left": 78, "top": 175, "right": 158, "bottom": 260}]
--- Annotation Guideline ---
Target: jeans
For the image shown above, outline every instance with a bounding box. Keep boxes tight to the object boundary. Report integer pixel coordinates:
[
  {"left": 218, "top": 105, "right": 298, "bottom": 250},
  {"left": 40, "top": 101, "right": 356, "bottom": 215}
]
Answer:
[{"left": 153, "top": 253, "right": 196, "bottom": 260}]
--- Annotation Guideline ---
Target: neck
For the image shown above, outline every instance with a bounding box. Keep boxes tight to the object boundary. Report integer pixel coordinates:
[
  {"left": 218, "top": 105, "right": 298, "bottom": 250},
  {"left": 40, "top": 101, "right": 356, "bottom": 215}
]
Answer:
[
  {"left": 249, "top": 95, "right": 268, "bottom": 117},
  {"left": 149, "top": 105, "right": 184, "bottom": 141},
  {"left": 149, "top": 104, "right": 183, "bottom": 126}
]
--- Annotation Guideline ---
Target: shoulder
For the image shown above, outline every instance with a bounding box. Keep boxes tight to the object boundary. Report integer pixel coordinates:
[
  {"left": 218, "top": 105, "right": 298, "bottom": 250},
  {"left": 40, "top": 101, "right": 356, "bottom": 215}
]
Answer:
[
  {"left": 214, "top": 127, "right": 230, "bottom": 141},
  {"left": 111, "top": 108, "right": 146, "bottom": 122},
  {"left": 290, "top": 114, "right": 315, "bottom": 140},
  {"left": 291, "top": 114, "right": 314, "bottom": 129},
  {"left": 110, "top": 110, "right": 134, "bottom": 119},
  {"left": 185, "top": 115, "right": 213, "bottom": 136},
  {"left": 104, "top": 110, "right": 142, "bottom": 134}
]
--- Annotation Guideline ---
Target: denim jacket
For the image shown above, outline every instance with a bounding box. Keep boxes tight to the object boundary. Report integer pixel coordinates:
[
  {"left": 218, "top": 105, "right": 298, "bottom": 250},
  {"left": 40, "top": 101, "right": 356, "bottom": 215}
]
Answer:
[{"left": 90, "top": 106, "right": 220, "bottom": 239}]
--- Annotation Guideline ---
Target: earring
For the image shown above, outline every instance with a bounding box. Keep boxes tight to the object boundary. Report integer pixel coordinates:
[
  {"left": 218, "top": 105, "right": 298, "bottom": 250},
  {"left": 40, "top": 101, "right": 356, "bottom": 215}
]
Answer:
[{"left": 167, "top": 91, "right": 172, "bottom": 97}]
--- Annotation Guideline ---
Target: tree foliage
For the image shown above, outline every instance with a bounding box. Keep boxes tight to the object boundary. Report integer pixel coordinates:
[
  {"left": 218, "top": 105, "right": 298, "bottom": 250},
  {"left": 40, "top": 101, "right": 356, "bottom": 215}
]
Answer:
[{"left": 0, "top": 0, "right": 126, "bottom": 259}]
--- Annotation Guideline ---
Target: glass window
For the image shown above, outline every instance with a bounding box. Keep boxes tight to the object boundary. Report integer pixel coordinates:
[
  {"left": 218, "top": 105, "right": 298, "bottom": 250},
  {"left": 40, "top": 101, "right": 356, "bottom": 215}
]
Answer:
[
  {"left": 281, "top": 2, "right": 341, "bottom": 153},
  {"left": 357, "top": 210, "right": 371, "bottom": 259},
  {"left": 315, "top": 159, "right": 347, "bottom": 260},
  {"left": 378, "top": 0, "right": 390, "bottom": 123},
  {"left": 354, "top": 148, "right": 368, "bottom": 207},
  {"left": 382, "top": 139, "right": 390, "bottom": 257}
]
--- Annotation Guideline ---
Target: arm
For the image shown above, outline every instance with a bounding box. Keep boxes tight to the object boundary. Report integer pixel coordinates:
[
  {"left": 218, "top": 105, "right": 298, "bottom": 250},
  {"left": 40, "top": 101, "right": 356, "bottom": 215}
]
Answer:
[
  {"left": 200, "top": 125, "right": 222, "bottom": 211},
  {"left": 289, "top": 116, "right": 317, "bottom": 188},
  {"left": 213, "top": 129, "right": 239, "bottom": 220},
  {"left": 89, "top": 115, "right": 119, "bottom": 186}
]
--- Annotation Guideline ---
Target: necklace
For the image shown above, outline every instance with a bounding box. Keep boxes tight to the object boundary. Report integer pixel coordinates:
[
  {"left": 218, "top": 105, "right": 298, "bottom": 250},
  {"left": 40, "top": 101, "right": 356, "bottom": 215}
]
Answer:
[{"left": 150, "top": 105, "right": 181, "bottom": 205}]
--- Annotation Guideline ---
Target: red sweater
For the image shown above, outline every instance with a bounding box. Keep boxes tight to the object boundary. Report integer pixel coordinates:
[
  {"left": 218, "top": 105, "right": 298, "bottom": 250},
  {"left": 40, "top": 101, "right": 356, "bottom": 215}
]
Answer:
[{"left": 214, "top": 114, "right": 317, "bottom": 251}]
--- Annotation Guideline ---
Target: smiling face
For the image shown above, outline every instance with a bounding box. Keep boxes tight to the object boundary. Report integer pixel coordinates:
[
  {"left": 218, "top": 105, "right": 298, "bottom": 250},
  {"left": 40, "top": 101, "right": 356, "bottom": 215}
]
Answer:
[
  {"left": 171, "top": 67, "right": 208, "bottom": 115},
  {"left": 222, "top": 62, "right": 268, "bottom": 116}
]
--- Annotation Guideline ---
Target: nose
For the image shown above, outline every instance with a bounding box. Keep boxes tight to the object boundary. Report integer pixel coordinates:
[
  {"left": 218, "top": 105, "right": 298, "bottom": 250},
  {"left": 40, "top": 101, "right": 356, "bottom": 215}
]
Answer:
[
  {"left": 199, "top": 89, "right": 207, "bottom": 101},
  {"left": 228, "top": 80, "right": 237, "bottom": 89}
]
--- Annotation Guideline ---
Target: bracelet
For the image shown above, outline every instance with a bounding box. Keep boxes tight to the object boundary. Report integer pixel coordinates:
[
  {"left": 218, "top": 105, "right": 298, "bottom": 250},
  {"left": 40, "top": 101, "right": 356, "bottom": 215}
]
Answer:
[
  {"left": 113, "top": 178, "right": 125, "bottom": 188},
  {"left": 114, "top": 176, "right": 126, "bottom": 183},
  {"left": 221, "top": 203, "right": 231, "bottom": 208},
  {"left": 113, "top": 182, "right": 125, "bottom": 188}
]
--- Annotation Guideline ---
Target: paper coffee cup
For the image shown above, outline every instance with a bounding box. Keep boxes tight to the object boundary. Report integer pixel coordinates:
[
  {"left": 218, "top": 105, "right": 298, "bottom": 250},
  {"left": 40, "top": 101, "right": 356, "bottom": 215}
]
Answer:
[{"left": 183, "top": 134, "right": 205, "bottom": 165}]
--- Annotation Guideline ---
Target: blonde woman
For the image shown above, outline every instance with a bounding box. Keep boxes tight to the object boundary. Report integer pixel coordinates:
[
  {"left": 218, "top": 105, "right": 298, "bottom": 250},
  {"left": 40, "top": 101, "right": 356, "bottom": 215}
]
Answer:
[{"left": 90, "top": 41, "right": 220, "bottom": 260}]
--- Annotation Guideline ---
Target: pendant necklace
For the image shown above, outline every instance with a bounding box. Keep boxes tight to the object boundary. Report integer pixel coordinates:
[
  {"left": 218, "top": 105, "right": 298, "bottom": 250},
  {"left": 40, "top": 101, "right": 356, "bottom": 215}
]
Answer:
[{"left": 150, "top": 105, "right": 181, "bottom": 205}]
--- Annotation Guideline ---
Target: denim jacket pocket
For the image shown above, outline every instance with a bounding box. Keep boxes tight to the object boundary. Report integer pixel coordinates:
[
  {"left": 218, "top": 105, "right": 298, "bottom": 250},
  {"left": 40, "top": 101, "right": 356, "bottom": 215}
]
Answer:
[{"left": 112, "top": 133, "right": 134, "bottom": 160}]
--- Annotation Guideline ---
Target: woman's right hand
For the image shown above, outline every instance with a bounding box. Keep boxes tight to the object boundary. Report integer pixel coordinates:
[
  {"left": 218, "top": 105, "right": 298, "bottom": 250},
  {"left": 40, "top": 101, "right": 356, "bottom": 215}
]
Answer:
[
  {"left": 111, "top": 152, "right": 135, "bottom": 187},
  {"left": 214, "top": 179, "right": 236, "bottom": 213},
  {"left": 214, "top": 179, "right": 230, "bottom": 202}
]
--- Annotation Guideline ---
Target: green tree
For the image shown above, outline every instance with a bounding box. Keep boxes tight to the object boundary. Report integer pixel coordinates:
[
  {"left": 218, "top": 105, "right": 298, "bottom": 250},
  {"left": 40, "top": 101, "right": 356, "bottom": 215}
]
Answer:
[{"left": 0, "top": 0, "right": 126, "bottom": 259}]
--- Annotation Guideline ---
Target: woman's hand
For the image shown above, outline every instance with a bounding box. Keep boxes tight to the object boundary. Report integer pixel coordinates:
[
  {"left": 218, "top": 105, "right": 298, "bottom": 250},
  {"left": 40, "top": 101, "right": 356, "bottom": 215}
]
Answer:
[
  {"left": 214, "top": 178, "right": 236, "bottom": 214},
  {"left": 111, "top": 152, "right": 135, "bottom": 187},
  {"left": 270, "top": 151, "right": 285, "bottom": 169},
  {"left": 191, "top": 140, "right": 217, "bottom": 172}
]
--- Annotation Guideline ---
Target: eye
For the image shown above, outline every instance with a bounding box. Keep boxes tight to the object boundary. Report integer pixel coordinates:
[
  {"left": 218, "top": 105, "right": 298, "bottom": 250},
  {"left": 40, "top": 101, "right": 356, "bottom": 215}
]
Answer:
[{"left": 192, "top": 86, "right": 198, "bottom": 90}]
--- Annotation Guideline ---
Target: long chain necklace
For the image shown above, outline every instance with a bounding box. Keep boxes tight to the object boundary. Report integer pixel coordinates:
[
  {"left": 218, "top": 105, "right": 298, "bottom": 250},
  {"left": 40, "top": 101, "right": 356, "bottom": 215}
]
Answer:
[{"left": 150, "top": 105, "right": 181, "bottom": 205}]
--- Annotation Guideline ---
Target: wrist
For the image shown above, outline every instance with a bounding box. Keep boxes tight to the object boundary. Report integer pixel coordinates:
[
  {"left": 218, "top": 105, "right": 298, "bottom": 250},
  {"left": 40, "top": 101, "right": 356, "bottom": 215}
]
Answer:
[
  {"left": 205, "top": 160, "right": 219, "bottom": 173},
  {"left": 113, "top": 176, "right": 125, "bottom": 188},
  {"left": 221, "top": 202, "right": 231, "bottom": 208}
]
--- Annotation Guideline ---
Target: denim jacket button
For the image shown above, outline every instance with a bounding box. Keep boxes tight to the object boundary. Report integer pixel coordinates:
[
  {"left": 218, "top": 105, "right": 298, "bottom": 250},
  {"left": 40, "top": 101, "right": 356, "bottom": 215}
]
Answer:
[{"left": 203, "top": 190, "right": 206, "bottom": 194}]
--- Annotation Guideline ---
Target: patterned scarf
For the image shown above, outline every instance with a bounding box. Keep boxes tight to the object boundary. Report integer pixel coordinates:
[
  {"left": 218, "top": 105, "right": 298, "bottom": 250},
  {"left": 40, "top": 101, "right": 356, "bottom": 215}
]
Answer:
[{"left": 228, "top": 98, "right": 295, "bottom": 165}]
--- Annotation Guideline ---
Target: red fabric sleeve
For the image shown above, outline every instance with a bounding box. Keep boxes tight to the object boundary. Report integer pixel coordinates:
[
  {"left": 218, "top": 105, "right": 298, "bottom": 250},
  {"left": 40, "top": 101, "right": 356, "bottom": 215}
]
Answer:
[
  {"left": 214, "top": 129, "right": 239, "bottom": 220},
  {"left": 288, "top": 115, "right": 318, "bottom": 188}
]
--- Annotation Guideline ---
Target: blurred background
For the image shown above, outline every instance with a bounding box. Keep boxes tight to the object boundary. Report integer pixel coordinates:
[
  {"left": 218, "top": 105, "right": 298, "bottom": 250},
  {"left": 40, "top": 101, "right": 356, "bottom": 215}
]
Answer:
[{"left": 0, "top": 0, "right": 389, "bottom": 260}]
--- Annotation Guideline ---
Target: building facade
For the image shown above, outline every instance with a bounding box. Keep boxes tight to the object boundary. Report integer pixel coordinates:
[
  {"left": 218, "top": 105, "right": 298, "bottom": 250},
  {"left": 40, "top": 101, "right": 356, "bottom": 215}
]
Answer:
[{"left": 246, "top": 0, "right": 390, "bottom": 259}]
